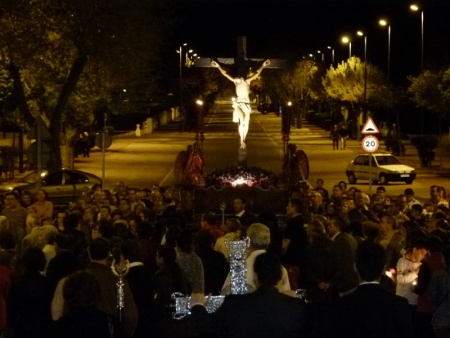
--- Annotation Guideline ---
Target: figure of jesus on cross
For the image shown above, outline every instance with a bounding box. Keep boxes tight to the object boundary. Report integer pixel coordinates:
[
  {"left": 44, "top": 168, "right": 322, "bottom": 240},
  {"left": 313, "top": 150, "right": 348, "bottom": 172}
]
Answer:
[{"left": 212, "top": 59, "right": 270, "bottom": 149}]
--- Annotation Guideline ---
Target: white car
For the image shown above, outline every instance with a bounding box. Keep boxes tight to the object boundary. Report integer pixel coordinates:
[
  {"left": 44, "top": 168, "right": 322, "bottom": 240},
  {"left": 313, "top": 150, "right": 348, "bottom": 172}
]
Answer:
[{"left": 346, "top": 153, "right": 416, "bottom": 185}]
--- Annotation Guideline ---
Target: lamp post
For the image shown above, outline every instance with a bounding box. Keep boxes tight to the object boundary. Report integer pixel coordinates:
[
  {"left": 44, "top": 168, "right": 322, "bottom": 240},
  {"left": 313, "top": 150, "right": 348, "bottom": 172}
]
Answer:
[
  {"left": 317, "top": 50, "right": 324, "bottom": 63},
  {"left": 178, "top": 43, "right": 187, "bottom": 130},
  {"left": 327, "top": 46, "right": 335, "bottom": 66},
  {"left": 341, "top": 36, "right": 351, "bottom": 59},
  {"left": 357, "top": 31, "right": 368, "bottom": 103},
  {"left": 379, "top": 19, "right": 391, "bottom": 82},
  {"left": 410, "top": 4, "right": 424, "bottom": 72}
]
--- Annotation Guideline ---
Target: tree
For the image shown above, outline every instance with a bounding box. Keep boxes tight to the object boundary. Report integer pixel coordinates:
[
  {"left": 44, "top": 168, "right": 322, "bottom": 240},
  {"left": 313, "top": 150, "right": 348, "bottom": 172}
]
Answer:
[
  {"left": 323, "top": 57, "right": 388, "bottom": 137},
  {"left": 0, "top": 0, "right": 176, "bottom": 169}
]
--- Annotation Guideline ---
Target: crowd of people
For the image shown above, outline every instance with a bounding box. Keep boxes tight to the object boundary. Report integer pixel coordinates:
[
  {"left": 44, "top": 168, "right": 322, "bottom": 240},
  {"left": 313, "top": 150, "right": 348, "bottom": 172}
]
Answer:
[{"left": 0, "top": 178, "right": 449, "bottom": 337}]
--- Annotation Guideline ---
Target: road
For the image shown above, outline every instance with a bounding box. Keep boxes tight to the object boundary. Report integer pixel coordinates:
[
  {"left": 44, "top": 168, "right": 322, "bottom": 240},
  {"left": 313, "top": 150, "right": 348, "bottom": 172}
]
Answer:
[{"left": 74, "top": 100, "right": 446, "bottom": 202}]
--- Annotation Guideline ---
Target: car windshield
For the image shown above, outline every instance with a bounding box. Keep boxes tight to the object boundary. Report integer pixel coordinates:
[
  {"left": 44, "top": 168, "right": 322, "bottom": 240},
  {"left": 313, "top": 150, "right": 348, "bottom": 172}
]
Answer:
[
  {"left": 375, "top": 155, "right": 402, "bottom": 166},
  {"left": 18, "top": 171, "right": 46, "bottom": 184}
]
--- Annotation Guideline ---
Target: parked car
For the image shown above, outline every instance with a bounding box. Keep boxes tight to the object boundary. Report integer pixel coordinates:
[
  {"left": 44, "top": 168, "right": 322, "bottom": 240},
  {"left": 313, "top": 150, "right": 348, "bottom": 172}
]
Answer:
[
  {"left": 0, "top": 169, "right": 102, "bottom": 206},
  {"left": 346, "top": 153, "right": 416, "bottom": 185},
  {"left": 257, "top": 103, "right": 281, "bottom": 116}
]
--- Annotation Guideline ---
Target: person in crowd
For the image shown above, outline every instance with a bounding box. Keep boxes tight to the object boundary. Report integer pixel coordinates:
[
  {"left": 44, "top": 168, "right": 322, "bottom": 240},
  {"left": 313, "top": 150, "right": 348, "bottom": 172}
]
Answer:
[
  {"left": 326, "top": 216, "right": 359, "bottom": 298},
  {"left": 49, "top": 271, "right": 124, "bottom": 338},
  {"left": 51, "top": 238, "right": 138, "bottom": 338},
  {"left": 258, "top": 211, "right": 283, "bottom": 256},
  {"left": 190, "top": 252, "right": 308, "bottom": 338},
  {"left": 8, "top": 247, "right": 53, "bottom": 338},
  {"left": 222, "top": 223, "right": 290, "bottom": 294},
  {"left": 194, "top": 230, "right": 229, "bottom": 295},
  {"left": 331, "top": 242, "right": 413, "bottom": 337},
  {"left": 375, "top": 213, "right": 405, "bottom": 272},
  {"left": 200, "top": 211, "right": 224, "bottom": 240},
  {"left": 427, "top": 185, "right": 449, "bottom": 215},
  {"left": 396, "top": 238, "right": 428, "bottom": 322},
  {"left": 347, "top": 191, "right": 379, "bottom": 223},
  {"left": 121, "top": 238, "right": 155, "bottom": 338},
  {"left": 60, "top": 213, "right": 87, "bottom": 257},
  {"left": 214, "top": 217, "right": 242, "bottom": 260},
  {"left": 308, "top": 190, "right": 325, "bottom": 215},
  {"left": 175, "top": 229, "right": 204, "bottom": 294},
  {"left": 30, "top": 189, "right": 53, "bottom": 225},
  {"left": 330, "top": 124, "right": 340, "bottom": 150},
  {"left": 20, "top": 191, "right": 34, "bottom": 209},
  {"left": 282, "top": 198, "right": 307, "bottom": 290},
  {"left": 430, "top": 245, "right": 450, "bottom": 337},
  {"left": 152, "top": 246, "right": 190, "bottom": 338},
  {"left": 302, "top": 220, "right": 333, "bottom": 337},
  {"left": 46, "top": 233, "right": 78, "bottom": 291},
  {"left": 1, "top": 192, "right": 28, "bottom": 244},
  {"left": 314, "top": 178, "right": 329, "bottom": 200},
  {"left": 53, "top": 209, "right": 67, "bottom": 232},
  {"left": 0, "top": 230, "right": 16, "bottom": 268},
  {"left": 232, "top": 197, "right": 257, "bottom": 227}
]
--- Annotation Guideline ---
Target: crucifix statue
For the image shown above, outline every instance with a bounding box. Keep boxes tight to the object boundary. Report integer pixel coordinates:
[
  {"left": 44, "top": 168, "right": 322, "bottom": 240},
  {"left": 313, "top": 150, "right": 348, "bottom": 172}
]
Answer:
[
  {"left": 212, "top": 59, "right": 270, "bottom": 149},
  {"left": 196, "top": 37, "right": 286, "bottom": 152}
]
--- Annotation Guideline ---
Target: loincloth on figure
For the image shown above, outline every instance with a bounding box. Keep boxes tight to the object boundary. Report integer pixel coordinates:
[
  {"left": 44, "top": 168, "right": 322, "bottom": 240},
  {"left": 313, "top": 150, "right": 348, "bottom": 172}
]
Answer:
[{"left": 232, "top": 101, "right": 251, "bottom": 123}]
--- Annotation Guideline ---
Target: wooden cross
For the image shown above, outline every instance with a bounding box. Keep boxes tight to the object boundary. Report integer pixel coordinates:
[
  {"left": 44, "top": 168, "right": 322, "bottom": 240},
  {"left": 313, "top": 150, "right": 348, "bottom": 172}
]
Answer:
[{"left": 194, "top": 36, "right": 287, "bottom": 74}]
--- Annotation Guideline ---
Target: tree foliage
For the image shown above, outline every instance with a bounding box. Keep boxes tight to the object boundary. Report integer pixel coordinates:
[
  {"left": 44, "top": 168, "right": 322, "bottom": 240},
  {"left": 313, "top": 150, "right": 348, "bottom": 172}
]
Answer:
[
  {"left": 408, "top": 69, "right": 450, "bottom": 118},
  {"left": 323, "top": 57, "right": 388, "bottom": 105},
  {"left": 0, "top": 0, "right": 176, "bottom": 167}
]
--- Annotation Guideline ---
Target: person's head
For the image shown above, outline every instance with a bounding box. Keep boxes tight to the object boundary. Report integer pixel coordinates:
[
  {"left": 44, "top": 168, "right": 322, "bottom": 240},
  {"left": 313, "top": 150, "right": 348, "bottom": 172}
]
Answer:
[
  {"left": 0, "top": 230, "right": 16, "bottom": 250},
  {"left": 121, "top": 238, "right": 140, "bottom": 263},
  {"left": 338, "top": 181, "right": 347, "bottom": 192},
  {"left": 247, "top": 223, "right": 270, "bottom": 250},
  {"left": 4, "top": 192, "right": 20, "bottom": 208},
  {"left": 430, "top": 185, "right": 442, "bottom": 201},
  {"left": 201, "top": 212, "right": 216, "bottom": 227},
  {"left": 379, "top": 214, "right": 398, "bottom": 234},
  {"left": 425, "top": 235, "right": 443, "bottom": 254},
  {"left": 332, "top": 185, "right": 342, "bottom": 197},
  {"left": 355, "top": 242, "right": 387, "bottom": 282},
  {"left": 21, "top": 191, "right": 33, "bottom": 206},
  {"left": 286, "top": 198, "right": 303, "bottom": 218},
  {"left": 63, "top": 271, "right": 100, "bottom": 310},
  {"left": 63, "top": 213, "right": 80, "bottom": 232},
  {"left": 410, "top": 203, "right": 424, "bottom": 218},
  {"left": 253, "top": 252, "right": 282, "bottom": 287},
  {"left": 316, "top": 179, "right": 324, "bottom": 189},
  {"left": 404, "top": 188, "right": 415, "bottom": 203},
  {"left": 55, "top": 233, "right": 73, "bottom": 251},
  {"left": 407, "top": 238, "right": 428, "bottom": 263},
  {"left": 233, "top": 197, "right": 246, "bottom": 213},
  {"left": 176, "top": 229, "right": 194, "bottom": 253},
  {"left": 326, "top": 216, "right": 346, "bottom": 237},
  {"left": 376, "top": 186, "right": 386, "bottom": 196},
  {"left": 194, "top": 230, "right": 215, "bottom": 250},
  {"left": 119, "top": 198, "right": 130, "bottom": 212},
  {"left": 35, "top": 189, "right": 48, "bottom": 202},
  {"left": 157, "top": 246, "right": 177, "bottom": 268},
  {"left": 224, "top": 217, "right": 242, "bottom": 233},
  {"left": 21, "top": 247, "right": 47, "bottom": 273},
  {"left": 88, "top": 238, "right": 110, "bottom": 262}
]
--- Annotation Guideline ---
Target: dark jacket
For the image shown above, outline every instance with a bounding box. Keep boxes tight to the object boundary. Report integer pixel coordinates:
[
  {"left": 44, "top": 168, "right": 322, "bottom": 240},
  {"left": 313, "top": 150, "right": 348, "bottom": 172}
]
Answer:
[
  {"left": 191, "top": 285, "right": 308, "bottom": 338},
  {"left": 331, "top": 283, "right": 413, "bottom": 338}
]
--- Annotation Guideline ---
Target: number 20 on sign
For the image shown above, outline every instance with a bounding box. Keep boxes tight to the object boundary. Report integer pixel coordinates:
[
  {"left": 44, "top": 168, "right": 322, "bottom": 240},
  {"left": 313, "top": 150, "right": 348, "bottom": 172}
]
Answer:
[{"left": 362, "top": 135, "right": 379, "bottom": 153}]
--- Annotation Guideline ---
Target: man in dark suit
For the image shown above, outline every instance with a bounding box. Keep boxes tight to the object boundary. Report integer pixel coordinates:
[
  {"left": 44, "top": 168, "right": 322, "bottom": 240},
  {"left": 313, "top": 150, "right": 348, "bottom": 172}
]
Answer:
[
  {"left": 190, "top": 252, "right": 308, "bottom": 338},
  {"left": 326, "top": 216, "right": 359, "bottom": 297},
  {"left": 330, "top": 242, "right": 413, "bottom": 338},
  {"left": 233, "top": 197, "right": 257, "bottom": 227}
]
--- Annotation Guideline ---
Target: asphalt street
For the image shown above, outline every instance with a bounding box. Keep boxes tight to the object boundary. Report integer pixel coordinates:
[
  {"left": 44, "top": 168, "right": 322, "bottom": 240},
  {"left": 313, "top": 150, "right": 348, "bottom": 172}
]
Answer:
[{"left": 73, "top": 101, "right": 448, "bottom": 202}]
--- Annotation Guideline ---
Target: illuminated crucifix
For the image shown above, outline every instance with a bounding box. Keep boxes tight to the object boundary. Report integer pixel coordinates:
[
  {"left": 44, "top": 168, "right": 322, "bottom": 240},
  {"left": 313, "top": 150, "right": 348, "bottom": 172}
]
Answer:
[{"left": 196, "top": 37, "right": 286, "bottom": 150}]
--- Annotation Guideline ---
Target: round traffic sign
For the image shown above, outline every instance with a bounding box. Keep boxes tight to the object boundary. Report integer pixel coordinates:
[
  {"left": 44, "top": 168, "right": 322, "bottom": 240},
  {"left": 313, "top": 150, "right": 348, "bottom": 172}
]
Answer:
[{"left": 362, "top": 135, "right": 379, "bottom": 153}]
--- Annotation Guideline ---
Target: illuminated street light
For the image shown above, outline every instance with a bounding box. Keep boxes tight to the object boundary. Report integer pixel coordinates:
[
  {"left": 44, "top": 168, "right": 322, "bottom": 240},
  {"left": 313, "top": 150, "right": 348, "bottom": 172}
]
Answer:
[
  {"left": 317, "top": 50, "right": 324, "bottom": 62},
  {"left": 379, "top": 19, "right": 391, "bottom": 82},
  {"left": 410, "top": 4, "right": 424, "bottom": 72},
  {"left": 341, "top": 36, "right": 351, "bottom": 59},
  {"left": 327, "top": 46, "right": 335, "bottom": 65},
  {"left": 356, "top": 31, "right": 368, "bottom": 104}
]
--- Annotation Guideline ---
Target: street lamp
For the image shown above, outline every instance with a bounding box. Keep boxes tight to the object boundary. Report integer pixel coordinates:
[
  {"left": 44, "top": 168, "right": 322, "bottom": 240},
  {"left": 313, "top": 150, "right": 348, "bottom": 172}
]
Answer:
[
  {"left": 357, "top": 31, "right": 368, "bottom": 103},
  {"left": 316, "top": 50, "right": 324, "bottom": 62},
  {"left": 327, "top": 46, "right": 335, "bottom": 65},
  {"left": 341, "top": 36, "right": 351, "bottom": 59},
  {"left": 177, "top": 43, "right": 187, "bottom": 130},
  {"left": 410, "top": 4, "right": 424, "bottom": 72},
  {"left": 379, "top": 19, "right": 391, "bottom": 82}
]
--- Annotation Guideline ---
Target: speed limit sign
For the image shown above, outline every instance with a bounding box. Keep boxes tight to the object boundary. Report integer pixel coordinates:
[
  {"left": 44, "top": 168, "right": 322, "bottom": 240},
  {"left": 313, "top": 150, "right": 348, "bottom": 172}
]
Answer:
[{"left": 362, "top": 135, "right": 379, "bottom": 153}]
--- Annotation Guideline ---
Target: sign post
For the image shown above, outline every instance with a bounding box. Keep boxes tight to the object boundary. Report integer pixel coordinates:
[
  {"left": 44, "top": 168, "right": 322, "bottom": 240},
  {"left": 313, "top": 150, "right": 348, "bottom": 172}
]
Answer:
[{"left": 361, "top": 118, "right": 380, "bottom": 196}]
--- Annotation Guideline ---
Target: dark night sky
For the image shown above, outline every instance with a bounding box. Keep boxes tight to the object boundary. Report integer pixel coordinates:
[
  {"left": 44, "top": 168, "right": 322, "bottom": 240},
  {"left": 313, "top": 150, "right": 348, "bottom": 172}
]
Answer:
[{"left": 178, "top": 0, "right": 450, "bottom": 82}]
